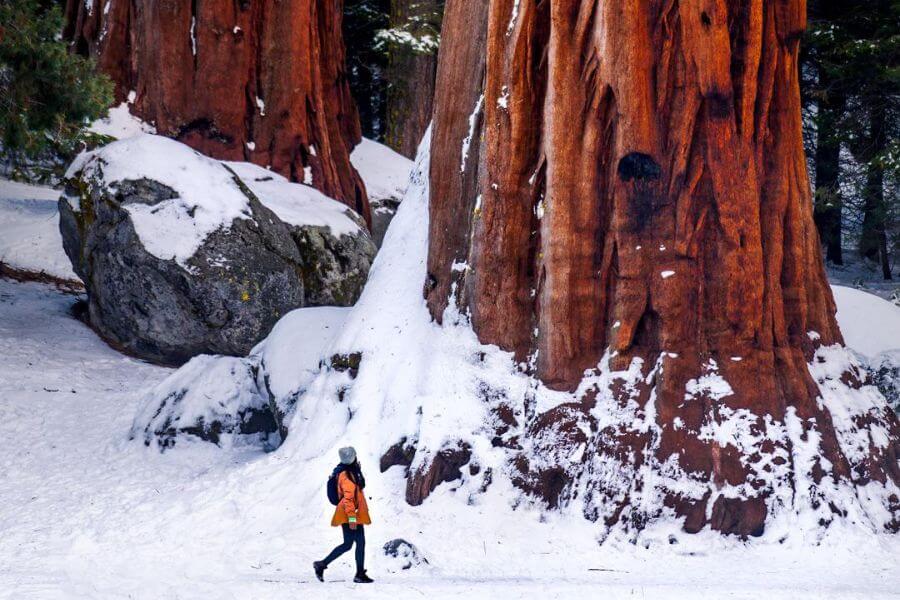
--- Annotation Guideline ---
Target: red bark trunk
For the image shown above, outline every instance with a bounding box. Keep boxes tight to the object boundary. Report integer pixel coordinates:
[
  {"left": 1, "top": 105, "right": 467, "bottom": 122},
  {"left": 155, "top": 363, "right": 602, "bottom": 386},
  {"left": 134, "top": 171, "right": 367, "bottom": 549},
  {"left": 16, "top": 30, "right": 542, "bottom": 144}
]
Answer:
[
  {"left": 64, "top": 0, "right": 370, "bottom": 225},
  {"left": 426, "top": 0, "right": 900, "bottom": 536}
]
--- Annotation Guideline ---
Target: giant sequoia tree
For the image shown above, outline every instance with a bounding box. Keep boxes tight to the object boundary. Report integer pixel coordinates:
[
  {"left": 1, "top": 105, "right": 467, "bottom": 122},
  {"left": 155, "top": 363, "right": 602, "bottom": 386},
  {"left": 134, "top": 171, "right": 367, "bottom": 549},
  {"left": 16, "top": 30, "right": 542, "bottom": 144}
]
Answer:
[
  {"left": 63, "top": 0, "right": 370, "bottom": 224},
  {"left": 425, "top": 0, "right": 900, "bottom": 536}
]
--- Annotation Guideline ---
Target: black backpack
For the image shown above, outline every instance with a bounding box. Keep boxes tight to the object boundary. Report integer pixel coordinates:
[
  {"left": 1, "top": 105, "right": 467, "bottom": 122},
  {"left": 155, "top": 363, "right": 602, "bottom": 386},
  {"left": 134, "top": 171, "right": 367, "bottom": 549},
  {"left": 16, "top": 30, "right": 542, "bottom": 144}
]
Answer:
[
  {"left": 326, "top": 464, "right": 366, "bottom": 506},
  {"left": 326, "top": 465, "right": 345, "bottom": 506}
]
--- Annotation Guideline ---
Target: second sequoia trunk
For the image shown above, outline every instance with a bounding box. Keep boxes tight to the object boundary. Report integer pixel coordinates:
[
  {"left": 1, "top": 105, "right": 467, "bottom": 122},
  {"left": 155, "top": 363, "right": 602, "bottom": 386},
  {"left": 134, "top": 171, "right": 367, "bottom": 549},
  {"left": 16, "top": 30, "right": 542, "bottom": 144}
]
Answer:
[
  {"left": 426, "top": 0, "right": 900, "bottom": 536},
  {"left": 384, "top": 0, "right": 443, "bottom": 158},
  {"left": 64, "top": 0, "right": 370, "bottom": 224}
]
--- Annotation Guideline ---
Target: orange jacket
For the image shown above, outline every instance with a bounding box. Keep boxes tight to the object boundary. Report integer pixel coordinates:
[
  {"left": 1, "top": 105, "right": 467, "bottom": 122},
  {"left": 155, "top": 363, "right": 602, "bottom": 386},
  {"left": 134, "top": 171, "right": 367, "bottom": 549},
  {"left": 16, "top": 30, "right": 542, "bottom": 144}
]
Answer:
[{"left": 331, "top": 470, "right": 371, "bottom": 527}]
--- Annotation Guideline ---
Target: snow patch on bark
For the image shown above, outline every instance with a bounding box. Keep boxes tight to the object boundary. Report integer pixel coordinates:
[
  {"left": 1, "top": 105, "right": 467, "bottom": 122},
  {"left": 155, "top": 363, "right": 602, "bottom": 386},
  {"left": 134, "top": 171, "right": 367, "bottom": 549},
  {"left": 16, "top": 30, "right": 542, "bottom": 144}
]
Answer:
[{"left": 460, "top": 94, "right": 484, "bottom": 173}]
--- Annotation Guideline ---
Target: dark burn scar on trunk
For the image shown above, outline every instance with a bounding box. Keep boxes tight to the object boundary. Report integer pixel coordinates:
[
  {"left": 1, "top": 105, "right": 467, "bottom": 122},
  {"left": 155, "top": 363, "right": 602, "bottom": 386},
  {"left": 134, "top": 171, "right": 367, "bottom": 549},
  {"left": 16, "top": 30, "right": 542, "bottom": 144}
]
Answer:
[
  {"left": 617, "top": 152, "right": 661, "bottom": 182},
  {"left": 705, "top": 90, "right": 733, "bottom": 119}
]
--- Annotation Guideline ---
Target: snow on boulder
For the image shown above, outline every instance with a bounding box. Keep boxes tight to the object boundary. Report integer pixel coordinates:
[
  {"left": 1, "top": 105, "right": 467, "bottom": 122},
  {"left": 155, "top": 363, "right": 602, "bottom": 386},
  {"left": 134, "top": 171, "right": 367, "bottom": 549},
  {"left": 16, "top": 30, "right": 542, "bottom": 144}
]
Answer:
[
  {"left": 131, "top": 305, "right": 348, "bottom": 449},
  {"left": 227, "top": 161, "right": 376, "bottom": 305},
  {"left": 59, "top": 134, "right": 375, "bottom": 365},
  {"left": 350, "top": 138, "right": 413, "bottom": 246},
  {"left": 131, "top": 354, "right": 277, "bottom": 449},
  {"left": 250, "top": 306, "right": 350, "bottom": 437},
  {"left": 382, "top": 539, "right": 430, "bottom": 571}
]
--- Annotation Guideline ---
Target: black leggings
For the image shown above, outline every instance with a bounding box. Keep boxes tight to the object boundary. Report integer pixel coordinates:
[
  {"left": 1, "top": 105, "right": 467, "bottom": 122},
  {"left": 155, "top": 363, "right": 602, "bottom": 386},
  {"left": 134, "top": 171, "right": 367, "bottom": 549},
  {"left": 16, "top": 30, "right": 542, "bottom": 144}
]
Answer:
[{"left": 322, "top": 524, "right": 365, "bottom": 572}]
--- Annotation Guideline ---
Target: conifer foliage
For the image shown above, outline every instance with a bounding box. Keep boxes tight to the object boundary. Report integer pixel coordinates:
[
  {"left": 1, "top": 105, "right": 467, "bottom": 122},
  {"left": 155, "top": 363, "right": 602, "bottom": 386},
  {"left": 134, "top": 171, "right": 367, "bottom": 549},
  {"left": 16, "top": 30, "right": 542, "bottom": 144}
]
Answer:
[{"left": 0, "top": 0, "right": 112, "bottom": 159}]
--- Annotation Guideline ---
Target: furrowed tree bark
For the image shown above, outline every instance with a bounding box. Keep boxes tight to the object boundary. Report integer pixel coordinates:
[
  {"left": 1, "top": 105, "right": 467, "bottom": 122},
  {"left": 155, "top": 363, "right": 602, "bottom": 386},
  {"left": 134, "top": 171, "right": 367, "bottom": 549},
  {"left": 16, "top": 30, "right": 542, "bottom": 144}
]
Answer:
[
  {"left": 63, "top": 0, "right": 371, "bottom": 225},
  {"left": 425, "top": 0, "right": 900, "bottom": 537}
]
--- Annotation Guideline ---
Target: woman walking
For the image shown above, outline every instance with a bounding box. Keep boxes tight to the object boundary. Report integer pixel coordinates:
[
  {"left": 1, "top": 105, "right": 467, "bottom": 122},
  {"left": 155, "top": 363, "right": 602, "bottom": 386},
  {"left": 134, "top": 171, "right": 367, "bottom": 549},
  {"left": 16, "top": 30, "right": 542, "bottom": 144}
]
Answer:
[{"left": 313, "top": 447, "right": 374, "bottom": 583}]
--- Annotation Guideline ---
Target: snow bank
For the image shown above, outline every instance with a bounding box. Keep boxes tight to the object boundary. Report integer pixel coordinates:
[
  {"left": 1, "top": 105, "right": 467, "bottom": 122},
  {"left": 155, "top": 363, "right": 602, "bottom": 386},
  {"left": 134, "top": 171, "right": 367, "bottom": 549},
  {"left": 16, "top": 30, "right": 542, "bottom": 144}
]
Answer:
[
  {"left": 350, "top": 137, "right": 413, "bottom": 204},
  {"left": 832, "top": 285, "right": 900, "bottom": 357},
  {"left": 0, "top": 179, "right": 78, "bottom": 282},
  {"left": 66, "top": 134, "right": 254, "bottom": 267},
  {"left": 280, "top": 126, "right": 497, "bottom": 465},
  {"left": 251, "top": 306, "right": 350, "bottom": 402},
  {"left": 225, "top": 161, "right": 361, "bottom": 237}
]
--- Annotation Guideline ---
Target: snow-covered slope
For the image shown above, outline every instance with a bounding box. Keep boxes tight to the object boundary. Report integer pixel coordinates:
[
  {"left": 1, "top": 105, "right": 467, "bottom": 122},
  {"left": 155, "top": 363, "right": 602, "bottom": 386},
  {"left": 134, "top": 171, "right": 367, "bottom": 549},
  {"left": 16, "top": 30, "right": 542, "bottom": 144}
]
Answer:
[
  {"left": 0, "top": 179, "right": 77, "bottom": 282},
  {"left": 350, "top": 138, "right": 413, "bottom": 204},
  {"left": 833, "top": 285, "right": 900, "bottom": 357}
]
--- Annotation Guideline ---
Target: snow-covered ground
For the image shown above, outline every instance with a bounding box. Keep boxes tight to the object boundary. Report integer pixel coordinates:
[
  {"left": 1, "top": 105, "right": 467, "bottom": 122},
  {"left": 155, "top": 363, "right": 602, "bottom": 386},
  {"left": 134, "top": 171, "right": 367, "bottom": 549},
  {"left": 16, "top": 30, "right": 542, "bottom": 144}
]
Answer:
[
  {"left": 1, "top": 278, "right": 899, "bottom": 599},
  {"left": 350, "top": 138, "right": 412, "bottom": 205},
  {"left": 0, "top": 179, "right": 77, "bottom": 283}
]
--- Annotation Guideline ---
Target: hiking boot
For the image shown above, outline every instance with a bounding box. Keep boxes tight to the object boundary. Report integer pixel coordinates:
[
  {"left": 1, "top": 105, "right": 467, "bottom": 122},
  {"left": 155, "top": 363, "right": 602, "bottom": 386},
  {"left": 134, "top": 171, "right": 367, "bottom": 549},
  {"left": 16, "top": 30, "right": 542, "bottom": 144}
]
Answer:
[
  {"left": 353, "top": 570, "right": 374, "bottom": 583},
  {"left": 313, "top": 561, "right": 326, "bottom": 582}
]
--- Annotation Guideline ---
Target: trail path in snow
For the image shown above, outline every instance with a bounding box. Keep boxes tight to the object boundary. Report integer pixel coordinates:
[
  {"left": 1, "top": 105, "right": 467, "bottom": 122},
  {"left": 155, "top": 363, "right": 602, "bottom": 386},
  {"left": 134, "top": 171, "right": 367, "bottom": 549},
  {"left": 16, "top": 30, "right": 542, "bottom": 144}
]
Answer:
[{"left": 1, "top": 278, "right": 899, "bottom": 599}]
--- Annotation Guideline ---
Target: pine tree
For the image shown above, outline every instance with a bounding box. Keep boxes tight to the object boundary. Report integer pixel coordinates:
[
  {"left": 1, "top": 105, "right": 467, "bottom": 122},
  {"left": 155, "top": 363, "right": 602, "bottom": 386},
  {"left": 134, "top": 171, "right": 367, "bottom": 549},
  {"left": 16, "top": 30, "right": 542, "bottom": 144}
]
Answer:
[
  {"left": 804, "top": 0, "right": 898, "bottom": 278},
  {"left": 0, "top": 0, "right": 112, "bottom": 160},
  {"left": 344, "top": 0, "right": 391, "bottom": 140}
]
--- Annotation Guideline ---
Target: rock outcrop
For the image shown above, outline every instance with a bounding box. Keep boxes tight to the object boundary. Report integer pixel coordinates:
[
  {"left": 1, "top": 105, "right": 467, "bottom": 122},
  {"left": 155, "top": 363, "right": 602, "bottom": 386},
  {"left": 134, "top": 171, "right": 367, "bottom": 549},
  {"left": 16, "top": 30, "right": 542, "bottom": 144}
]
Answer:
[
  {"left": 63, "top": 0, "right": 371, "bottom": 225},
  {"left": 60, "top": 134, "right": 374, "bottom": 365},
  {"left": 132, "top": 304, "right": 349, "bottom": 449},
  {"left": 382, "top": 539, "right": 429, "bottom": 571}
]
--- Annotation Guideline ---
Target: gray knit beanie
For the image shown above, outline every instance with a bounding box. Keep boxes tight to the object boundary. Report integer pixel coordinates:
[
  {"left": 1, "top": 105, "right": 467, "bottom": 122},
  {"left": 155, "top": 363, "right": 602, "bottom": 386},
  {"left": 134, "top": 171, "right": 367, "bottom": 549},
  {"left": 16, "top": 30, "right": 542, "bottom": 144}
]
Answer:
[{"left": 339, "top": 446, "right": 357, "bottom": 465}]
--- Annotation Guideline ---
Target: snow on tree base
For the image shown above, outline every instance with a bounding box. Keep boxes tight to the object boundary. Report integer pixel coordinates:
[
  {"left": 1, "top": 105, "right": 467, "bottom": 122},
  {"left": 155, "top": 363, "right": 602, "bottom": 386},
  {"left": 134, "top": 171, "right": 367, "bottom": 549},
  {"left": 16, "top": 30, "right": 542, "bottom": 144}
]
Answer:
[
  {"left": 870, "top": 351, "right": 900, "bottom": 413},
  {"left": 270, "top": 128, "right": 900, "bottom": 541}
]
